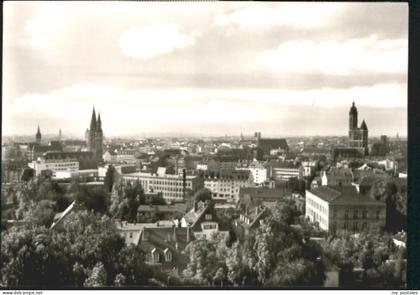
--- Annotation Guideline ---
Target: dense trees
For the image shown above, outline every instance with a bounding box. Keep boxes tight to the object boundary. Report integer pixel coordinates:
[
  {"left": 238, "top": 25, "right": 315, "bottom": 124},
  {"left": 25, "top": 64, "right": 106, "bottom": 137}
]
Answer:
[
  {"left": 370, "top": 180, "right": 407, "bottom": 231},
  {"left": 1, "top": 210, "right": 154, "bottom": 287},
  {"left": 109, "top": 181, "right": 144, "bottom": 222},
  {"left": 182, "top": 202, "right": 325, "bottom": 287},
  {"left": 320, "top": 232, "right": 405, "bottom": 287}
]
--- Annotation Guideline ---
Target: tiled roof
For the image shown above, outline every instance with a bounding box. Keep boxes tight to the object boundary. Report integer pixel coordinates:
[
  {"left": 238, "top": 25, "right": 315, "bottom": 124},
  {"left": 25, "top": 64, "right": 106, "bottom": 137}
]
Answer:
[
  {"left": 309, "top": 186, "right": 385, "bottom": 205},
  {"left": 258, "top": 138, "right": 289, "bottom": 150}
]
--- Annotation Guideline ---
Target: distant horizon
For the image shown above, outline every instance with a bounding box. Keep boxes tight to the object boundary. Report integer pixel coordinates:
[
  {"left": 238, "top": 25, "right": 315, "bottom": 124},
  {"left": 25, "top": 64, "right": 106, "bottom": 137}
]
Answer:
[{"left": 3, "top": 2, "right": 407, "bottom": 137}]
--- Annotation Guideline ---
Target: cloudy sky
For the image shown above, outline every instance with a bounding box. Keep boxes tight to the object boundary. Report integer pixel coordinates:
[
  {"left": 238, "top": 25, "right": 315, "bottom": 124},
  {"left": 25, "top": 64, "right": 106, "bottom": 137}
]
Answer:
[{"left": 3, "top": 1, "right": 408, "bottom": 137}]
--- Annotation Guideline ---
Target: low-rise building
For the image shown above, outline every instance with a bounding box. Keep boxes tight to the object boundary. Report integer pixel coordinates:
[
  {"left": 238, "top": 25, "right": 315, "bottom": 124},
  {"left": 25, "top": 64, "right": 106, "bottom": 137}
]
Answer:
[
  {"left": 28, "top": 158, "right": 79, "bottom": 176},
  {"left": 321, "top": 167, "right": 353, "bottom": 186},
  {"left": 201, "top": 169, "right": 254, "bottom": 203},
  {"left": 181, "top": 201, "right": 229, "bottom": 240},
  {"left": 305, "top": 186, "right": 386, "bottom": 233},
  {"left": 236, "top": 160, "right": 267, "bottom": 186},
  {"left": 120, "top": 168, "right": 203, "bottom": 202},
  {"left": 265, "top": 160, "right": 300, "bottom": 181}
]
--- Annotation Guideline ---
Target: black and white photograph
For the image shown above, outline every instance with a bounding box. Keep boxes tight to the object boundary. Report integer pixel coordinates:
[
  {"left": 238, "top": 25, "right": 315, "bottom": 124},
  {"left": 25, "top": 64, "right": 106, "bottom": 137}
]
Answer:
[{"left": 1, "top": 1, "right": 410, "bottom": 290}]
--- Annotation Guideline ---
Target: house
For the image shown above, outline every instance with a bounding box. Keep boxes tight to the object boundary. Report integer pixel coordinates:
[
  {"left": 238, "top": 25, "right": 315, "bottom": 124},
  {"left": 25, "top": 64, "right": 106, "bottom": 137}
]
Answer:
[
  {"left": 321, "top": 167, "right": 353, "bottom": 186},
  {"left": 235, "top": 205, "right": 269, "bottom": 241},
  {"left": 180, "top": 201, "right": 229, "bottom": 240},
  {"left": 137, "top": 203, "right": 187, "bottom": 223},
  {"left": 201, "top": 169, "right": 254, "bottom": 203},
  {"left": 305, "top": 186, "right": 386, "bottom": 233},
  {"left": 238, "top": 187, "right": 292, "bottom": 211},
  {"left": 140, "top": 225, "right": 191, "bottom": 275},
  {"left": 265, "top": 160, "right": 301, "bottom": 181}
]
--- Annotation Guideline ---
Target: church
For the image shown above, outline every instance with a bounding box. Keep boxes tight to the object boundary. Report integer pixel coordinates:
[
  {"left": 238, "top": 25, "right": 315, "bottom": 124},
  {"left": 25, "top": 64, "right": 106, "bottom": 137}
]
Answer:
[
  {"left": 348, "top": 102, "right": 368, "bottom": 155},
  {"left": 85, "top": 107, "right": 103, "bottom": 162}
]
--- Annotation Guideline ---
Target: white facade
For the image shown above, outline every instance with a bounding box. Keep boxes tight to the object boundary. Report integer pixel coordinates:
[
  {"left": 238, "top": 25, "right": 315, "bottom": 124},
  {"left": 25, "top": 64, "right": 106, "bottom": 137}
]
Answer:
[
  {"left": 305, "top": 190, "right": 331, "bottom": 231},
  {"left": 236, "top": 161, "right": 267, "bottom": 186},
  {"left": 29, "top": 158, "right": 79, "bottom": 176},
  {"left": 204, "top": 175, "right": 253, "bottom": 203},
  {"left": 121, "top": 171, "right": 203, "bottom": 202}
]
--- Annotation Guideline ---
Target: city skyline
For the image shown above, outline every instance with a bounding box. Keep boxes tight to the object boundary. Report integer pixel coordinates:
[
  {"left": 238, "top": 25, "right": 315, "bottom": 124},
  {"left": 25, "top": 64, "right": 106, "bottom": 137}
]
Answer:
[{"left": 3, "top": 2, "right": 408, "bottom": 137}]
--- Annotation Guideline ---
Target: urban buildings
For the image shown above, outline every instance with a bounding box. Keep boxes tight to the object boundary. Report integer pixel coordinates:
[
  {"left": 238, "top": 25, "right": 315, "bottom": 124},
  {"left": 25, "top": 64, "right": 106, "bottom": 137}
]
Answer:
[
  {"left": 120, "top": 168, "right": 204, "bottom": 202},
  {"left": 305, "top": 186, "right": 386, "bottom": 233}
]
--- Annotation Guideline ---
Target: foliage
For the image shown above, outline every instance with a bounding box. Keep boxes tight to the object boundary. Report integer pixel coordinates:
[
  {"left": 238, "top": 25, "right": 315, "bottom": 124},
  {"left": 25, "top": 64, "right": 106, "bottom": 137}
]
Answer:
[
  {"left": 109, "top": 181, "right": 144, "bottom": 222},
  {"left": 182, "top": 202, "right": 325, "bottom": 287},
  {"left": 75, "top": 186, "right": 109, "bottom": 214},
  {"left": 194, "top": 188, "right": 213, "bottom": 203},
  {"left": 104, "top": 165, "right": 117, "bottom": 193},
  {"left": 320, "top": 231, "right": 405, "bottom": 287},
  {"left": 1, "top": 210, "right": 154, "bottom": 287}
]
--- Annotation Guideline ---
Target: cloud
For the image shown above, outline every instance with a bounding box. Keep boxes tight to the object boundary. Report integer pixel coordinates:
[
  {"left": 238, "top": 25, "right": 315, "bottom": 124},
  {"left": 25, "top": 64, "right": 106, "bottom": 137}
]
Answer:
[
  {"left": 214, "top": 3, "right": 341, "bottom": 29},
  {"left": 119, "top": 23, "right": 195, "bottom": 59},
  {"left": 256, "top": 35, "right": 407, "bottom": 75},
  {"left": 17, "top": 9, "right": 70, "bottom": 50}
]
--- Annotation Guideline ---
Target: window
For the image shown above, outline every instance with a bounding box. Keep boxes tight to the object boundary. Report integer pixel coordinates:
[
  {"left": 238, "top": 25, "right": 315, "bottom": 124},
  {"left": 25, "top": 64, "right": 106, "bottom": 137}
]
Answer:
[
  {"left": 129, "top": 232, "right": 133, "bottom": 238},
  {"left": 165, "top": 251, "right": 172, "bottom": 262},
  {"left": 331, "top": 222, "right": 337, "bottom": 231},
  {"left": 353, "top": 222, "right": 358, "bottom": 231},
  {"left": 202, "top": 223, "right": 217, "bottom": 230},
  {"left": 344, "top": 210, "right": 349, "bottom": 220},
  {"left": 376, "top": 210, "right": 380, "bottom": 219},
  {"left": 344, "top": 221, "right": 349, "bottom": 230},
  {"left": 205, "top": 214, "right": 212, "bottom": 221},
  {"left": 353, "top": 209, "right": 358, "bottom": 219},
  {"left": 362, "top": 210, "right": 368, "bottom": 219},
  {"left": 333, "top": 209, "right": 337, "bottom": 219},
  {"left": 362, "top": 222, "right": 368, "bottom": 230}
]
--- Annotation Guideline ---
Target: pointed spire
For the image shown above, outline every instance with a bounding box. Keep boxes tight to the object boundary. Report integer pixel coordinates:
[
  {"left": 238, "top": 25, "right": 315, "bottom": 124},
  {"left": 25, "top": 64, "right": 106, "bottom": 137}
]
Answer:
[
  {"left": 90, "top": 107, "right": 97, "bottom": 129},
  {"left": 360, "top": 119, "right": 368, "bottom": 130},
  {"left": 97, "top": 112, "right": 101, "bottom": 124}
]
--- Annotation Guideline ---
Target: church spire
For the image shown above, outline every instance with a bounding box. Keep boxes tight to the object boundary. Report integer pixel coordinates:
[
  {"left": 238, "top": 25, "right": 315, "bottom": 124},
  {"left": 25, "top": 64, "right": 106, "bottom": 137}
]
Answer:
[
  {"left": 36, "top": 124, "right": 42, "bottom": 144},
  {"left": 90, "top": 107, "right": 97, "bottom": 130}
]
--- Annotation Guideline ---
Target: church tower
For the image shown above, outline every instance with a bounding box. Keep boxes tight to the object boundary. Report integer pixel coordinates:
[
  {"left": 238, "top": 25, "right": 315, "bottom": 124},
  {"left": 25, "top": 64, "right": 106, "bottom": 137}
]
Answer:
[
  {"left": 360, "top": 120, "right": 368, "bottom": 154},
  {"left": 349, "top": 101, "right": 358, "bottom": 135},
  {"left": 95, "top": 113, "right": 103, "bottom": 161},
  {"left": 88, "top": 107, "right": 97, "bottom": 152},
  {"left": 36, "top": 125, "right": 42, "bottom": 144}
]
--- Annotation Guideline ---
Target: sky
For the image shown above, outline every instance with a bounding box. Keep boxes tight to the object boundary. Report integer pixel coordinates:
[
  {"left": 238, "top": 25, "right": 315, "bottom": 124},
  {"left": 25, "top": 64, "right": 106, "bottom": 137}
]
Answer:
[{"left": 3, "top": 1, "right": 408, "bottom": 138}]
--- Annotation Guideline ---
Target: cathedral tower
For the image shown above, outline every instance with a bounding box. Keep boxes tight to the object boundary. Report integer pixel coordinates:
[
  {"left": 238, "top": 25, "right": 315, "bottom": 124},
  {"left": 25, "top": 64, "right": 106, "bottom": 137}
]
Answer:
[
  {"left": 86, "top": 107, "right": 104, "bottom": 162},
  {"left": 88, "top": 107, "right": 97, "bottom": 152},
  {"left": 36, "top": 125, "right": 42, "bottom": 144},
  {"left": 95, "top": 113, "right": 103, "bottom": 161}
]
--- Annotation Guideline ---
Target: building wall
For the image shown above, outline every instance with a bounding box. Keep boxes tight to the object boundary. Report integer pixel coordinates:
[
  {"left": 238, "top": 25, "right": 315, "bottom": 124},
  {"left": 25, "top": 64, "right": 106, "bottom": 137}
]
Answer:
[
  {"left": 121, "top": 173, "right": 203, "bottom": 202},
  {"left": 28, "top": 159, "right": 79, "bottom": 176},
  {"left": 305, "top": 191, "right": 331, "bottom": 231},
  {"left": 204, "top": 177, "right": 253, "bottom": 203},
  {"left": 268, "top": 167, "right": 300, "bottom": 181},
  {"left": 305, "top": 190, "right": 386, "bottom": 232},
  {"left": 328, "top": 204, "right": 386, "bottom": 232}
]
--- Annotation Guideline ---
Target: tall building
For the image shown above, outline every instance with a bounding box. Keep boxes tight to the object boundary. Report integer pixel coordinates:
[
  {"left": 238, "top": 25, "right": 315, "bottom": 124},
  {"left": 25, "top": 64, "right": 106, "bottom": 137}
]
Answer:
[
  {"left": 86, "top": 107, "right": 104, "bottom": 162},
  {"left": 36, "top": 125, "right": 42, "bottom": 144},
  {"left": 348, "top": 102, "right": 368, "bottom": 155}
]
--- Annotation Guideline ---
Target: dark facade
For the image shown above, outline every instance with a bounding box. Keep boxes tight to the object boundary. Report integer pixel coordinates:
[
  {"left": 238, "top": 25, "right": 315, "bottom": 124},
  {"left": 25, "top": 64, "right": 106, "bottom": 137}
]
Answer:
[
  {"left": 86, "top": 107, "right": 104, "bottom": 162},
  {"left": 348, "top": 102, "right": 368, "bottom": 155}
]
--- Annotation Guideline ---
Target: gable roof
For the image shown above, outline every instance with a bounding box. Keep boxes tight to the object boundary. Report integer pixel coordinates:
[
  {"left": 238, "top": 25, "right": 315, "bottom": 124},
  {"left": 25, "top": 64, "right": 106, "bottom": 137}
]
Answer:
[
  {"left": 309, "top": 186, "right": 385, "bottom": 206},
  {"left": 258, "top": 138, "right": 289, "bottom": 151}
]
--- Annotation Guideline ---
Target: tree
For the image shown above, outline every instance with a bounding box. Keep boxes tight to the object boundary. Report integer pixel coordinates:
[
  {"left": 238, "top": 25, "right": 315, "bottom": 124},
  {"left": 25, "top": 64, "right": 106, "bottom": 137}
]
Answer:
[
  {"left": 76, "top": 186, "right": 108, "bottom": 214},
  {"left": 84, "top": 263, "right": 107, "bottom": 287},
  {"left": 194, "top": 188, "right": 213, "bottom": 204},
  {"left": 104, "top": 165, "right": 116, "bottom": 193},
  {"left": 109, "top": 181, "right": 144, "bottom": 222}
]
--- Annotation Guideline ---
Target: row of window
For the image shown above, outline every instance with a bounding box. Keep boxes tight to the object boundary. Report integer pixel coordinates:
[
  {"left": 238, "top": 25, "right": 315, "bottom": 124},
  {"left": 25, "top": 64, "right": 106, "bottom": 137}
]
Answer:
[{"left": 331, "top": 221, "right": 369, "bottom": 231}]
